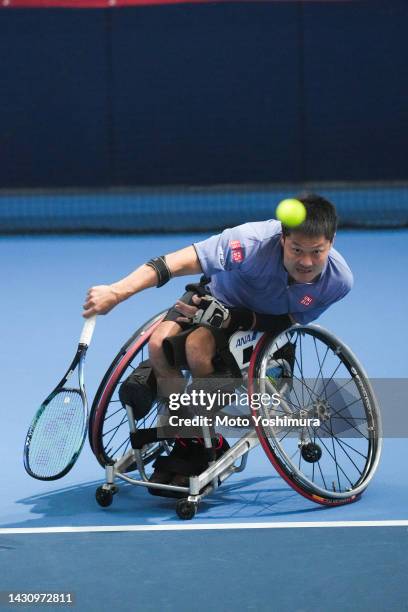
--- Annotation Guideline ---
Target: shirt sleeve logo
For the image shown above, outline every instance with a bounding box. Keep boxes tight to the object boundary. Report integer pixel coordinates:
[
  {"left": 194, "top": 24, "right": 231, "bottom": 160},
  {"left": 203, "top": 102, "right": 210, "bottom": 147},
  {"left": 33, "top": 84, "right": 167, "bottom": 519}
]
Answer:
[
  {"left": 218, "top": 247, "right": 225, "bottom": 267},
  {"left": 229, "top": 240, "right": 244, "bottom": 263},
  {"left": 300, "top": 295, "right": 313, "bottom": 306}
]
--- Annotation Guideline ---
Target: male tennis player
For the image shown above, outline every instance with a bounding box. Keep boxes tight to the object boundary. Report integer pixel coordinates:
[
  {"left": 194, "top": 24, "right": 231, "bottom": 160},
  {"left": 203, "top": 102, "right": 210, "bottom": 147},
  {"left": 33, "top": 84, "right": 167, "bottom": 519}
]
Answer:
[{"left": 83, "top": 193, "right": 353, "bottom": 491}]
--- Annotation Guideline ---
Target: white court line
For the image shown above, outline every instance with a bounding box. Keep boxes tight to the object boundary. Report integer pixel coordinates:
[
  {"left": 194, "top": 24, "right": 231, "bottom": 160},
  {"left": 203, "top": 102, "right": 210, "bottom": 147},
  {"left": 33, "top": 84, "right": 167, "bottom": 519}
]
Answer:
[{"left": 0, "top": 520, "right": 408, "bottom": 535}]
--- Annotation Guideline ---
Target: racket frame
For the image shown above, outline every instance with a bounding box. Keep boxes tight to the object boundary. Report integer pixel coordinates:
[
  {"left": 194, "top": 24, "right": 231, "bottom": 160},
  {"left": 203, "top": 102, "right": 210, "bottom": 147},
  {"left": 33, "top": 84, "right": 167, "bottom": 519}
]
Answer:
[{"left": 24, "top": 322, "right": 94, "bottom": 481}]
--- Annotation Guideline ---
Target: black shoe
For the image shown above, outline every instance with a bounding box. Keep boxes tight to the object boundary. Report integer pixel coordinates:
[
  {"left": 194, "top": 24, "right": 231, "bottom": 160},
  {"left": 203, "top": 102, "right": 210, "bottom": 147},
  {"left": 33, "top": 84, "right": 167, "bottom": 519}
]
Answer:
[
  {"left": 148, "top": 469, "right": 173, "bottom": 485},
  {"left": 170, "top": 436, "right": 230, "bottom": 488},
  {"left": 148, "top": 438, "right": 190, "bottom": 497}
]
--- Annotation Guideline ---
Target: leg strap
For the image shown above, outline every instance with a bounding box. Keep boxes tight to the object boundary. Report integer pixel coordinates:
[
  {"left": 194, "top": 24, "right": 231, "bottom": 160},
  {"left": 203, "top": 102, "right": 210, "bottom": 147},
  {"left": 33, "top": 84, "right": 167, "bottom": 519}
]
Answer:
[
  {"left": 130, "top": 427, "right": 158, "bottom": 449},
  {"left": 119, "top": 359, "right": 157, "bottom": 420}
]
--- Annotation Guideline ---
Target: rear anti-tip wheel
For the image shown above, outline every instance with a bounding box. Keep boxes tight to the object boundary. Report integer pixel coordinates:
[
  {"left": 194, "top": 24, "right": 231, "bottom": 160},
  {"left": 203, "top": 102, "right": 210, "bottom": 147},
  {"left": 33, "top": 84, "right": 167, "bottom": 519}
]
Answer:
[
  {"left": 95, "top": 486, "right": 113, "bottom": 507},
  {"left": 176, "top": 499, "right": 198, "bottom": 520}
]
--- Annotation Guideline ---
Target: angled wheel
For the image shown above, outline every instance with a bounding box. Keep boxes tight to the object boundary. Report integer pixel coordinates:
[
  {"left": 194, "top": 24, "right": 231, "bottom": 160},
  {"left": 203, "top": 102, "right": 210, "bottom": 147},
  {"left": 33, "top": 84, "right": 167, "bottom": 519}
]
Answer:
[
  {"left": 89, "top": 311, "right": 168, "bottom": 469},
  {"left": 95, "top": 486, "right": 113, "bottom": 507},
  {"left": 249, "top": 325, "right": 382, "bottom": 506},
  {"left": 176, "top": 499, "right": 198, "bottom": 520}
]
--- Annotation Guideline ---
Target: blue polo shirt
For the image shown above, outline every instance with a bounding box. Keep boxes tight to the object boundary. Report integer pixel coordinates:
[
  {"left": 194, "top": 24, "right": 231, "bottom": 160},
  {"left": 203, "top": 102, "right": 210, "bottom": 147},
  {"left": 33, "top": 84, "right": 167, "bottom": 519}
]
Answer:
[{"left": 193, "top": 220, "right": 353, "bottom": 325}]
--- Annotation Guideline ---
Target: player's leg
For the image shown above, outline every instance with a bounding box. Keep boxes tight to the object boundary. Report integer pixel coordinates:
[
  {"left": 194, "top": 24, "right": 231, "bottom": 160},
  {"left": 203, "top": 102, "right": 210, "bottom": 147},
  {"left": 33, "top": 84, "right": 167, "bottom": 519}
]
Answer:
[
  {"left": 167, "top": 326, "right": 235, "bottom": 488},
  {"left": 184, "top": 324, "right": 240, "bottom": 427},
  {"left": 184, "top": 325, "right": 217, "bottom": 377},
  {"left": 145, "top": 296, "right": 199, "bottom": 491},
  {"left": 120, "top": 286, "right": 198, "bottom": 420},
  {"left": 148, "top": 286, "right": 205, "bottom": 397},
  {"left": 148, "top": 320, "right": 186, "bottom": 398},
  {"left": 149, "top": 326, "right": 231, "bottom": 492},
  {"left": 143, "top": 321, "right": 192, "bottom": 491},
  {"left": 117, "top": 320, "right": 185, "bottom": 422}
]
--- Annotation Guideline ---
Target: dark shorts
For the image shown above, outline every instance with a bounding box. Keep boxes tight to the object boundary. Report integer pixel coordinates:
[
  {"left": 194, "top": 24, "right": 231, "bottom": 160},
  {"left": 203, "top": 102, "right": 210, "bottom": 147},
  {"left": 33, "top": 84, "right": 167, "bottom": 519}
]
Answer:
[{"left": 162, "top": 280, "right": 241, "bottom": 377}]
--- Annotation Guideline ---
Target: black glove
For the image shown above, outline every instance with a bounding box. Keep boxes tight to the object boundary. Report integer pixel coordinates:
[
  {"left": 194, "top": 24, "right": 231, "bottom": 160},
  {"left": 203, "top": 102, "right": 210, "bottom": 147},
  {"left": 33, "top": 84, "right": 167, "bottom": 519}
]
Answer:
[{"left": 192, "top": 296, "right": 230, "bottom": 328}]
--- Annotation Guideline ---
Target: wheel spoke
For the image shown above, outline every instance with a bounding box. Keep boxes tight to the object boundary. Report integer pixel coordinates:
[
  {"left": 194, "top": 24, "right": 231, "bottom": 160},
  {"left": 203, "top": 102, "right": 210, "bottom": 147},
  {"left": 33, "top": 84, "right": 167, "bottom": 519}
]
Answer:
[
  {"left": 108, "top": 435, "right": 131, "bottom": 458},
  {"left": 299, "top": 333, "right": 306, "bottom": 407},
  {"left": 325, "top": 405, "right": 370, "bottom": 440},
  {"left": 316, "top": 457, "right": 328, "bottom": 491},
  {"left": 103, "top": 413, "right": 128, "bottom": 445},
  {"left": 311, "top": 337, "right": 330, "bottom": 400},
  {"left": 104, "top": 405, "right": 126, "bottom": 420},
  {"left": 307, "top": 427, "right": 355, "bottom": 488},
  {"left": 317, "top": 421, "right": 368, "bottom": 470}
]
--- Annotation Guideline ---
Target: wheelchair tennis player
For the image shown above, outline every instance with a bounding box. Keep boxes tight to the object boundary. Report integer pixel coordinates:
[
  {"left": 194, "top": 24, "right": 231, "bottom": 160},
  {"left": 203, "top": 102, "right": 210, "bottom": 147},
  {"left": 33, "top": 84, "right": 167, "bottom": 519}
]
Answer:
[{"left": 83, "top": 193, "right": 353, "bottom": 496}]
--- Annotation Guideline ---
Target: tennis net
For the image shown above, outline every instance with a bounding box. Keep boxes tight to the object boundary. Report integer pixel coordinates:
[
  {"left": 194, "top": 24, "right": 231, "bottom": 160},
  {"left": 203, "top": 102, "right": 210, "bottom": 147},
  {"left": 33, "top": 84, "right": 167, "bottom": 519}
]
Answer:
[{"left": 1, "top": 182, "right": 407, "bottom": 234}]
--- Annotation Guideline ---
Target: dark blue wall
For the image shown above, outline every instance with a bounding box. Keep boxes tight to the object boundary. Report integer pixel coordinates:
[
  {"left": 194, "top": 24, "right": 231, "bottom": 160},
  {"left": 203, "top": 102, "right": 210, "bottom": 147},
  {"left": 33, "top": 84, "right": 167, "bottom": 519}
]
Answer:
[
  {"left": 0, "top": 1, "right": 407, "bottom": 188},
  {"left": 303, "top": 1, "right": 408, "bottom": 181},
  {"left": 0, "top": 11, "right": 110, "bottom": 187}
]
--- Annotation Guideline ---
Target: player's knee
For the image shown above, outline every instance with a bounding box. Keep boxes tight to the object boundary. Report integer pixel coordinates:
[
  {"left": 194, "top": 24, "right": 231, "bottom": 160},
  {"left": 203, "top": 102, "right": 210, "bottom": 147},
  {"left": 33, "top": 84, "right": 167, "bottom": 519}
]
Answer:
[
  {"left": 185, "top": 328, "right": 215, "bottom": 372},
  {"left": 148, "top": 328, "right": 167, "bottom": 365}
]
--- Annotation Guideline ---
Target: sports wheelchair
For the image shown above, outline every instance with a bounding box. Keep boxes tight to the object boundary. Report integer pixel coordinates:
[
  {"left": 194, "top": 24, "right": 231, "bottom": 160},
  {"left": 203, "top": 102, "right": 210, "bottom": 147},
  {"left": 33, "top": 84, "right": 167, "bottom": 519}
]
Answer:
[{"left": 90, "top": 311, "right": 382, "bottom": 520}]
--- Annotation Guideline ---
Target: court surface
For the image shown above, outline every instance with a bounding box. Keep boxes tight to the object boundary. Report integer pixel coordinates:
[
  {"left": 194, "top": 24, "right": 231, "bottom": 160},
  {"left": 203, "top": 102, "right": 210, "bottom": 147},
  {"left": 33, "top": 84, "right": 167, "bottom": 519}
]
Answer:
[{"left": 1, "top": 229, "right": 407, "bottom": 610}]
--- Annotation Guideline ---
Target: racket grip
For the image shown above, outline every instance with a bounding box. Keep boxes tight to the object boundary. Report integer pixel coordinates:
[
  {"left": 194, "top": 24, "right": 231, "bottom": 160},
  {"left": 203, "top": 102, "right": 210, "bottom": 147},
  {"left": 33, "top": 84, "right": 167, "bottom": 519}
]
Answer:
[{"left": 80, "top": 315, "right": 97, "bottom": 346}]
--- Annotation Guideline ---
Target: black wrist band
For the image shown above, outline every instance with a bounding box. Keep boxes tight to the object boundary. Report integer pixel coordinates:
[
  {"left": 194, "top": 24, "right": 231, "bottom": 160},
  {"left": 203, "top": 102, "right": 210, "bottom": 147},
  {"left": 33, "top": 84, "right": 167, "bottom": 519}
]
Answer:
[{"left": 146, "top": 256, "right": 172, "bottom": 288}]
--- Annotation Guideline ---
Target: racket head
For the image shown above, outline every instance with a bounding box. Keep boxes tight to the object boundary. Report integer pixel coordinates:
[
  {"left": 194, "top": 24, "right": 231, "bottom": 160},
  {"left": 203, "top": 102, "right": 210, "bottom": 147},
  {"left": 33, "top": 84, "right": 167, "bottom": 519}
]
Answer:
[{"left": 24, "top": 387, "right": 88, "bottom": 481}]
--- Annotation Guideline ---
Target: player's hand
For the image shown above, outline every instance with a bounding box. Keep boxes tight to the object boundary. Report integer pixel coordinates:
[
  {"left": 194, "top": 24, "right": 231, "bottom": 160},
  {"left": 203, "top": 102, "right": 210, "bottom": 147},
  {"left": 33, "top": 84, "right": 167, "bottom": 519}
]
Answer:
[
  {"left": 82, "top": 285, "right": 119, "bottom": 317},
  {"left": 176, "top": 294, "right": 231, "bottom": 329},
  {"left": 175, "top": 294, "right": 202, "bottom": 323}
]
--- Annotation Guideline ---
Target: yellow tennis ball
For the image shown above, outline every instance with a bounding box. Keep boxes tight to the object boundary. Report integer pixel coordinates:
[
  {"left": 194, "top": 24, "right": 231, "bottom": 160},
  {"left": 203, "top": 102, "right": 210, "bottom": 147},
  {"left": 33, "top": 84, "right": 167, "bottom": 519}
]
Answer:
[{"left": 275, "top": 198, "right": 306, "bottom": 228}]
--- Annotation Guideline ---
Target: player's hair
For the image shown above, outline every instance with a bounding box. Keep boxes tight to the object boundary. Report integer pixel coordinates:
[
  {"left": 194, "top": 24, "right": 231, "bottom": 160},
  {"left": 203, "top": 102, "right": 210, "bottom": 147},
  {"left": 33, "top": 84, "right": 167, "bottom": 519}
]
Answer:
[{"left": 281, "top": 193, "right": 337, "bottom": 241}]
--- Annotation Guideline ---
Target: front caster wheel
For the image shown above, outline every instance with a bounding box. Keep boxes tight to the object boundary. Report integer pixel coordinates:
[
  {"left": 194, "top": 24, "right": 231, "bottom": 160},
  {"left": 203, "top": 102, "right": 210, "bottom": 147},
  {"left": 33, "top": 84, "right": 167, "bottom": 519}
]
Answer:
[
  {"left": 96, "top": 486, "right": 113, "bottom": 507},
  {"left": 176, "top": 499, "right": 198, "bottom": 520}
]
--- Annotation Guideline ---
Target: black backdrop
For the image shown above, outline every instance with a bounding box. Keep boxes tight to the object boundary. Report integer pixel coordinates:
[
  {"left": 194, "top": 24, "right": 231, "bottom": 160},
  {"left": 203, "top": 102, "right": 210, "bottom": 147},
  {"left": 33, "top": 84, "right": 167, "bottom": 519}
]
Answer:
[{"left": 1, "top": 1, "right": 407, "bottom": 188}]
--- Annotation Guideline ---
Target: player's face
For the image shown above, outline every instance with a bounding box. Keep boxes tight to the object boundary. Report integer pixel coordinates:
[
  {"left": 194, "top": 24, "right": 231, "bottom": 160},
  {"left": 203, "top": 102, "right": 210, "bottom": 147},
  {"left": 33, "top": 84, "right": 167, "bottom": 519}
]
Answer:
[{"left": 281, "top": 233, "right": 332, "bottom": 283}]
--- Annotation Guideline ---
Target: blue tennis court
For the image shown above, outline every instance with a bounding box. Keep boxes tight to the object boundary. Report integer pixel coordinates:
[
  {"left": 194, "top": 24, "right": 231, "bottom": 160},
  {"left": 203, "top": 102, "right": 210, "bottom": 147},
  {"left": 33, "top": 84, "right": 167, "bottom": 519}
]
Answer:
[
  {"left": 2, "top": 525, "right": 408, "bottom": 611},
  {"left": 1, "top": 226, "right": 407, "bottom": 609}
]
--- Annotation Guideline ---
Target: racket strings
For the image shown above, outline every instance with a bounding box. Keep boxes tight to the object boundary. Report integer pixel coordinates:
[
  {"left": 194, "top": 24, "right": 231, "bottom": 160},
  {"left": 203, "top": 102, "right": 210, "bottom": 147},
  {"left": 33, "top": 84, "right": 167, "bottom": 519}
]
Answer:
[{"left": 27, "top": 389, "right": 85, "bottom": 478}]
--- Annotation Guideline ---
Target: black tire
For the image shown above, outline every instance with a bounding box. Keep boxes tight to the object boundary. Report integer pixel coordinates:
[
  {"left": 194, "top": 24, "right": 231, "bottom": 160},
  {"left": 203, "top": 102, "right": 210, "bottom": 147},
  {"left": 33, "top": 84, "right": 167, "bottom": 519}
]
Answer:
[
  {"left": 95, "top": 486, "right": 113, "bottom": 507},
  {"left": 249, "top": 324, "right": 382, "bottom": 505},
  {"left": 89, "top": 311, "right": 168, "bottom": 469},
  {"left": 176, "top": 499, "right": 198, "bottom": 520}
]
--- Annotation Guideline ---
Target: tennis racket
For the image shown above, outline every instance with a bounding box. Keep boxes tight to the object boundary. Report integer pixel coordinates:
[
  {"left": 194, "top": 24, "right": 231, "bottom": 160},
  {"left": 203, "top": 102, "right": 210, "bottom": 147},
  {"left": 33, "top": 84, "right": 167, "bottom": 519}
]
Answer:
[{"left": 24, "top": 315, "right": 97, "bottom": 481}]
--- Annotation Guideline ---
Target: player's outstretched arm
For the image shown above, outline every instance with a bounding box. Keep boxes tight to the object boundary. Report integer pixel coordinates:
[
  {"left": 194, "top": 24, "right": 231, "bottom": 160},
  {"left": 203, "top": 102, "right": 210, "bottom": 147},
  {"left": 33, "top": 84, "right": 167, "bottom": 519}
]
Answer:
[{"left": 82, "top": 245, "right": 202, "bottom": 318}]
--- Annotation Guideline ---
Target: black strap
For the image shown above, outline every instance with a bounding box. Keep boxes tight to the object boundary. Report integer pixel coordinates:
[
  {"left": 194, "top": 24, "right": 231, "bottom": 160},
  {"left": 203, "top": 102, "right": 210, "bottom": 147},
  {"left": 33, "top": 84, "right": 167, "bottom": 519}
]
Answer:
[
  {"left": 228, "top": 307, "right": 254, "bottom": 333},
  {"left": 227, "top": 308, "right": 292, "bottom": 335},
  {"left": 253, "top": 313, "right": 292, "bottom": 334},
  {"left": 146, "top": 256, "right": 172, "bottom": 287},
  {"left": 130, "top": 428, "right": 158, "bottom": 449},
  {"left": 228, "top": 308, "right": 292, "bottom": 335}
]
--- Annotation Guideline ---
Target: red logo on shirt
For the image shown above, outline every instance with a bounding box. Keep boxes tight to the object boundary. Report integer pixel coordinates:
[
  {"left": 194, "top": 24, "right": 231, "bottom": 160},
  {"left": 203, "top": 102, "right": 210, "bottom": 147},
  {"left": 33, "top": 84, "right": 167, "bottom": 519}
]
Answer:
[
  {"left": 300, "top": 295, "right": 313, "bottom": 306},
  {"left": 230, "top": 240, "right": 244, "bottom": 263}
]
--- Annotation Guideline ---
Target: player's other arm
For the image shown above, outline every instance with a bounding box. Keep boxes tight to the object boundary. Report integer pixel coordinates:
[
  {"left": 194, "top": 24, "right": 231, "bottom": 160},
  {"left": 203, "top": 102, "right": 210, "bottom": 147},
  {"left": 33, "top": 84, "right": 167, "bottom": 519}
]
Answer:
[{"left": 83, "top": 246, "right": 202, "bottom": 317}]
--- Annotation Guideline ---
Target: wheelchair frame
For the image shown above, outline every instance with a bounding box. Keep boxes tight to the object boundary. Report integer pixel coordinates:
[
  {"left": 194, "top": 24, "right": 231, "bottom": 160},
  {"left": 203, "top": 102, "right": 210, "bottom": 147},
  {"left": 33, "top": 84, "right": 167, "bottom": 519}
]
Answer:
[{"left": 91, "top": 312, "right": 382, "bottom": 520}]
